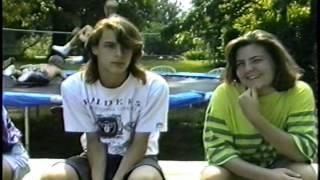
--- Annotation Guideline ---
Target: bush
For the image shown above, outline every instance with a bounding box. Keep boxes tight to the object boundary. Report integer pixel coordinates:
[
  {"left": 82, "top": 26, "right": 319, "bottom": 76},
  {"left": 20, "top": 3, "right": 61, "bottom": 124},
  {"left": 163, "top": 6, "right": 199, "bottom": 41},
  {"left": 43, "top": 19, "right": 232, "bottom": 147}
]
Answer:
[
  {"left": 183, "top": 50, "right": 210, "bottom": 60},
  {"left": 22, "top": 35, "right": 51, "bottom": 60}
]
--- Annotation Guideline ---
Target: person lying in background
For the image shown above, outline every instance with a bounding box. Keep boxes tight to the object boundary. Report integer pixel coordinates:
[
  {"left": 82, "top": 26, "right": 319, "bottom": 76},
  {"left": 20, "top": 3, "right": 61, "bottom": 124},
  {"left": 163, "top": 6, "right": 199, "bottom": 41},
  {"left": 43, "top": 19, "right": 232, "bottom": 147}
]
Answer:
[
  {"left": 201, "top": 29, "right": 317, "bottom": 180},
  {"left": 3, "top": 55, "right": 65, "bottom": 86},
  {"left": 2, "top": 106, "right": 30, "bottom": 180},
  {"left": 52, "top": 0, "right": 119, "bottom": 57}
]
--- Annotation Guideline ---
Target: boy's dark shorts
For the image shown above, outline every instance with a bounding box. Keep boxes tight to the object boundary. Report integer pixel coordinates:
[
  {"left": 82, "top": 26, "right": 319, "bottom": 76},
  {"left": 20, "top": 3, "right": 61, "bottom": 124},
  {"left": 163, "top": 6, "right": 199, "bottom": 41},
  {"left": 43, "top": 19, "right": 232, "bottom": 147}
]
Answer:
[{"left": 64, "top": 152, "right": 166, "bottom": 180}]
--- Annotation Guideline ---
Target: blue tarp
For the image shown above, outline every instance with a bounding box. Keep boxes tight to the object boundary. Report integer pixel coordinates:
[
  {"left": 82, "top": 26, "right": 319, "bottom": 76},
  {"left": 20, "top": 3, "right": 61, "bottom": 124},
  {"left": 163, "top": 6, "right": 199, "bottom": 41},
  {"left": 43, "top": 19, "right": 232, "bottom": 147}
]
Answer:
[
  {"left": 63, "top": 70, "right": 220, "bottom": 80},
  {"left": 3, "top": 91, "right": 212, "bottom": 109},
  {"left": 3, "top": 92, "right": 62, "bottom": 107},
  {"left": 169, "top": 91, "right": 205, "bottom": 108}
]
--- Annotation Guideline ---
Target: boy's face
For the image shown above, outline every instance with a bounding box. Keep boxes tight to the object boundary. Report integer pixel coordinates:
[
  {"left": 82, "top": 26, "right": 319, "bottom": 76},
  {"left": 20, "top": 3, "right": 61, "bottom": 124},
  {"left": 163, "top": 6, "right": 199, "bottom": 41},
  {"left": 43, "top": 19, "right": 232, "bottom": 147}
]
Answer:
[{"left": 92, "top": 29, "right": 133, "bottom": 78}]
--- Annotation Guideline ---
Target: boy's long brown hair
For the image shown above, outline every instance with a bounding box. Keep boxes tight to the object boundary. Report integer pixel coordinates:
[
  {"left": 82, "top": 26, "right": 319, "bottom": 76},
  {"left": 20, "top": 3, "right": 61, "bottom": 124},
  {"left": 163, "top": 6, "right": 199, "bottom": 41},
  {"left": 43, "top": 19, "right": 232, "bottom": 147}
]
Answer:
[{"left": 82, "top": 16, "right": 146, "bottom": 84}]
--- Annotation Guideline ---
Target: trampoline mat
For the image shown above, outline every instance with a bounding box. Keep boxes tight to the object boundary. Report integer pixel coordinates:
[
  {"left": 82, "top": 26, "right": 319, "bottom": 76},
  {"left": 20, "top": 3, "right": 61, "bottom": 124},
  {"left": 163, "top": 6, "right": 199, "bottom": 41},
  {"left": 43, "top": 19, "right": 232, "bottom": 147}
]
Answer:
[
  {"left": 3, "top": 75, "right": 220, "bottom": 95},
  {"left": 168, "top": 78, "right": 220, "bottom": 94},
  {"left": 2, "top": 75, "right": 61, "bottom": 94}
]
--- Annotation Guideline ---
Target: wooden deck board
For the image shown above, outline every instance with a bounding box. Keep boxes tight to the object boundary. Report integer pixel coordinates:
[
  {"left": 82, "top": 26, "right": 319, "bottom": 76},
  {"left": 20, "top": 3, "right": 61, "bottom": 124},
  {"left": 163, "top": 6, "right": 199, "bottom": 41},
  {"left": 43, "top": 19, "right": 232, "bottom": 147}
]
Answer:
[
  {"left": 22, "top": 159, "right": 208, "bottom": 180},
  {"left": 23, "top": 159, "right": 318, "bottom": 180}
]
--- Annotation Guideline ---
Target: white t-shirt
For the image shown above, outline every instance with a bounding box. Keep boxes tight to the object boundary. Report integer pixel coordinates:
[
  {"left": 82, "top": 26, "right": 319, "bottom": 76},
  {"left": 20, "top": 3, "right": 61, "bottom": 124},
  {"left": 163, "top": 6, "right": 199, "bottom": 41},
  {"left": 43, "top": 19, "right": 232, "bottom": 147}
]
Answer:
[{"left": 61, "top": 71, "right": 169, "bottom": 155}]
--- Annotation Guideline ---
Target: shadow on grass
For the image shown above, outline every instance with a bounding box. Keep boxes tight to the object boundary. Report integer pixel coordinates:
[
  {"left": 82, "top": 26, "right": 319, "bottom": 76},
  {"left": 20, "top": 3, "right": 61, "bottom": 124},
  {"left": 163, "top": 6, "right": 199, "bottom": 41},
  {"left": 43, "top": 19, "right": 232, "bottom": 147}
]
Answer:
[{"left": 159, "top": 107, "right": 206, "bottom": 160}]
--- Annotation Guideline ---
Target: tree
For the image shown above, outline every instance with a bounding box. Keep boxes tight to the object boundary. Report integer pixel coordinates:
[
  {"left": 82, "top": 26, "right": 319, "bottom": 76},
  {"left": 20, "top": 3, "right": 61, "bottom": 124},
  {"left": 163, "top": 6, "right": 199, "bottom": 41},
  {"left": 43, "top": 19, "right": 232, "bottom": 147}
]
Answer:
[
  {"left": 165, "top": 0, "right": 315, "bottom": 77},
  {"left": 3, "top": 0, "right": 56, "bottom": 29},
  {"left": 143, "top": 0, "right": 183, "bottom": 55},
  {"left": 3, "top": 0, "right": 172, "bottom": 57},
  {"left": 3, "top": 0, "right": 56, "bottom": 58},
  {"left": 163, "top": 0, "right": 251, "bottom": 61}
]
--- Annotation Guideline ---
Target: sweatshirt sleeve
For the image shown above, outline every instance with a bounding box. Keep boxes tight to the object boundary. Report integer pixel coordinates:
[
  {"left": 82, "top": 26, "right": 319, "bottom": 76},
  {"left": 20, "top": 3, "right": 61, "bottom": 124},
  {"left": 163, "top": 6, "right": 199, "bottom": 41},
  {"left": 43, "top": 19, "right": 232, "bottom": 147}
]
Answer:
[
  {"left": 286, "top": 82, "right": 317, "bottom": 162},
  {"left": 203, "top": 84, "right": 239, "bottom": 166}
]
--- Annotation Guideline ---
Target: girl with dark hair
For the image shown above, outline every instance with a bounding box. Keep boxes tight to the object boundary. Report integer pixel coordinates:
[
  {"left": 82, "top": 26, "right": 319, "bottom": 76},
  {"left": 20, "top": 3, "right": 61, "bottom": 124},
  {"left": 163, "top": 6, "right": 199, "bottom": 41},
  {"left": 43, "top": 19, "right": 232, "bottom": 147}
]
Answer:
[{"left": 201, "top": 30, "right": 317, "bottom": 180}]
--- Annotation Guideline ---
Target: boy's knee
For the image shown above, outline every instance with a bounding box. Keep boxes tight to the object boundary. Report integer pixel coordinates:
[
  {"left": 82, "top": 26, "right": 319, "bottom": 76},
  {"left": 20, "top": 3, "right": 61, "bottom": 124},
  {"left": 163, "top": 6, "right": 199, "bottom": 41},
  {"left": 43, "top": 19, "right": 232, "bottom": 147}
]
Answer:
[
  {"left": 127, "top": 165, "right": 162, "bottom": 180},
  {"left": 40, "top": 170, "right": 65, "bottom": 180},
  {"left": 40, "top": 173, "right": 54, "bottom": 180},
  {"left": 200, "top": 165, "right": 232, "bottom": 180},
  {"left": 40, "top": 163, "right": 78, "bottom": 180}
]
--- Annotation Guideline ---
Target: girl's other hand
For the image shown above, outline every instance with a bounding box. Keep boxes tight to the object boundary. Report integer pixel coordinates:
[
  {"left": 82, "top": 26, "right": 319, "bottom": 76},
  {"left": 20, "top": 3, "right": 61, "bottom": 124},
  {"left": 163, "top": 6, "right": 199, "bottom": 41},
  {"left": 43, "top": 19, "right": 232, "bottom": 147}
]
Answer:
[{"left": 262, "top": 168, "right": 302, "bottom": 180}]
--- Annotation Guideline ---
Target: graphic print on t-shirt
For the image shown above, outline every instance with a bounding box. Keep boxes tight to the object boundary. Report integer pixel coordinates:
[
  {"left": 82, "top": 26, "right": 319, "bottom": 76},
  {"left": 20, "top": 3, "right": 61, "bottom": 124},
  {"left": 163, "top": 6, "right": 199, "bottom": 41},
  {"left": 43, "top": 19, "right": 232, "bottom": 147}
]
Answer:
[
  {"left": 84, "top": 95, "right": 141, "bottom": 154},
  {"left": 95, "top": 113, "right": 138, "bottom": 154},
  {"left": 96, "top": 114, "right": 123, "bottom": 138}
]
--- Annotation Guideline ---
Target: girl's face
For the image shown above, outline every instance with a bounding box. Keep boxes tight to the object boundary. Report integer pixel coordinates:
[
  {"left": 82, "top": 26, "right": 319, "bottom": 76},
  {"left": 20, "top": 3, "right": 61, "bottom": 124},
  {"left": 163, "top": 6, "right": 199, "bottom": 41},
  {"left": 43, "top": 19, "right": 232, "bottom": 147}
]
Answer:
[
  {"left": 235, "top": 43, "right": 276, "bottom": 95},
  {"left": 92, "top": 29, "right": 133, "bottom": 78}
]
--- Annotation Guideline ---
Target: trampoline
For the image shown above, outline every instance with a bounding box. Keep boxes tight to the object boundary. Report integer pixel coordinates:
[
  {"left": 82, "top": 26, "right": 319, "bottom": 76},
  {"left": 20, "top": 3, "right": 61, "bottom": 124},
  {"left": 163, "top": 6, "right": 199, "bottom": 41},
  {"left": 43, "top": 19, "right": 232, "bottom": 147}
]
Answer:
[{"left": 3, "top": 71, "right": 220, "bottom": 152}]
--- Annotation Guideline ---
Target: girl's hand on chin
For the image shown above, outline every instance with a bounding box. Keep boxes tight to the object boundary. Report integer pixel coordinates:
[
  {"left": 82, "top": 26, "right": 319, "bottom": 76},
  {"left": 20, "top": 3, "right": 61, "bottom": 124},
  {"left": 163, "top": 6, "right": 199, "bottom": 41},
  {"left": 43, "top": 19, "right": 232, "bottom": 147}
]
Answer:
[{"left": 239, "top": 87, "right": 261, "bottom": 121}]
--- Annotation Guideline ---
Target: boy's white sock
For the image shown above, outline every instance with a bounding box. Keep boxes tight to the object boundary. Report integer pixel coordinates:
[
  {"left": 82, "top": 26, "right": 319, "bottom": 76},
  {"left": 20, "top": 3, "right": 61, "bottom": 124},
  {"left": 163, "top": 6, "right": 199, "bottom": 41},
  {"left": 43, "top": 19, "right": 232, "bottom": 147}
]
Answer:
[
  {"left": 3, "top": 65, "right": 16, "bottom": 76},
  {"left": 52, "top": 44, "right": 71, "bottom": 56}
]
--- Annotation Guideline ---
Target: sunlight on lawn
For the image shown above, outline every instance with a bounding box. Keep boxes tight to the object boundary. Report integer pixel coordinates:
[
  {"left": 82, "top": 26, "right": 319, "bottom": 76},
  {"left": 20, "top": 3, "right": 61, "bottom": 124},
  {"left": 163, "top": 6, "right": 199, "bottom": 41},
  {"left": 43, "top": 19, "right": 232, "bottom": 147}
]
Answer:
[{"left": 140, "top": 59, "right": 214, "bottom": 73}]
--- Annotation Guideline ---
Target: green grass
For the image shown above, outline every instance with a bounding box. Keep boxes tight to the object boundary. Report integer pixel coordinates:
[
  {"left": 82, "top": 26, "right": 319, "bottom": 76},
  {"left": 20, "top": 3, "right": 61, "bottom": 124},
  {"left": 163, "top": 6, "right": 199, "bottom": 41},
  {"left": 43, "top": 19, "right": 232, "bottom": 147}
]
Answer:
[
  {"left": 140, "top": 59, "right": 215, "bottom": 73},
  {"left": 16, "top": 57, "right": 217, "bottom": 73},
  {"left": 159, "top": 107, "right": 206, "bottom": 160}
]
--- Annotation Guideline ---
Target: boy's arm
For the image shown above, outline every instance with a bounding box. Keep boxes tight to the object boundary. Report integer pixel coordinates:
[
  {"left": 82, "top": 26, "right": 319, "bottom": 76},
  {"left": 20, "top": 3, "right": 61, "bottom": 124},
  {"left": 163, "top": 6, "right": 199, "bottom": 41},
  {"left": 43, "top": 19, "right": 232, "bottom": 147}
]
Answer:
[
  {"left": 57, "top": 69, "right": 66, "bottom": 80},
  {"left": 113, "top": 132, "right": 149, "bottom": 180},
  {"left": 87, "top": 132, "right": 106, "bottom": 180},
  {"left": 19, "top": 64, "right": 34, "bottom": 69}
]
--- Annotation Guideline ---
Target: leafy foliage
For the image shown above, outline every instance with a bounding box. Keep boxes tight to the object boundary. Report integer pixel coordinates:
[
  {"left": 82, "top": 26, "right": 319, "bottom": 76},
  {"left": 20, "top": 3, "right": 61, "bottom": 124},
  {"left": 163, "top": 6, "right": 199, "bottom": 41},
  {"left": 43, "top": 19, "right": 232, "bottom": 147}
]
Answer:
[
  {"left": 163, "top": 0, "right": 315, "bottom": 86},
  {"left": 3, "top": 0, "right": 56, "bottom": 29},
  {"left": 3, "top": 0, "right": 183, "bottom": 58},
  {"left": 3, "top": 0, "right": 316, "bottom": 85},
  {"left": 165, "top": 0, "right": 313, "bottom": 60},
  {"left": 183, "top": 50, "right": 210, "bottom": 61}
]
